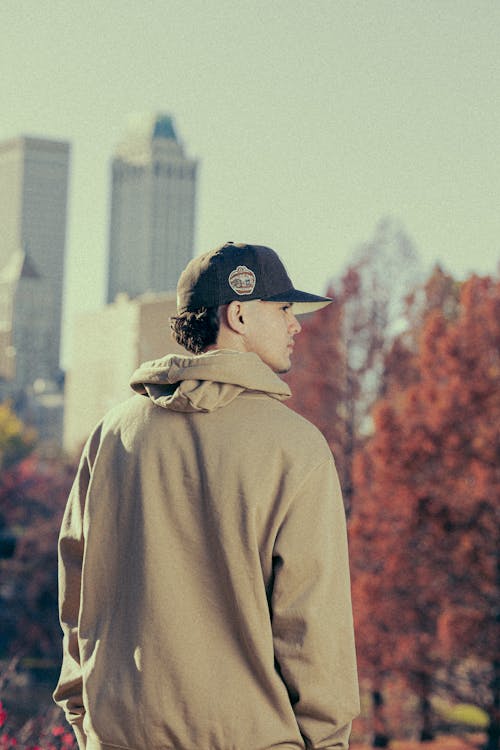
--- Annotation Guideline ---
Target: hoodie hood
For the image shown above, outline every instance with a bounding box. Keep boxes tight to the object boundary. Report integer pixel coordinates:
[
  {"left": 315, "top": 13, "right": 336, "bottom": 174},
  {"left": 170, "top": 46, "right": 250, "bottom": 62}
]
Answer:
[{"left": 130, "top": 349, "right": 291, "bottom": 413}]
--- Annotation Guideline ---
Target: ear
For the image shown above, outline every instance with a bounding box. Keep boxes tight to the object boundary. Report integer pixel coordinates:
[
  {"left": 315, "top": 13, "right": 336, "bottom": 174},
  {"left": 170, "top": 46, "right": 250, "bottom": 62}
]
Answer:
[{"left": 225, "top": 301, "right": 246, "bottom": 333}]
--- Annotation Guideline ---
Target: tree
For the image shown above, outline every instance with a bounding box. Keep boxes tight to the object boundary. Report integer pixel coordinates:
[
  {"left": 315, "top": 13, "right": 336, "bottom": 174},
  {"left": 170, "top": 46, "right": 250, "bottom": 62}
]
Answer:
[
  {"left": 0, "top": 403, "right": 37, "bottom": 559},
  {"left": 287, "top": 219, "right": 424, "bottom": 518},
  {"left": 339, "top": 219, "right": 423, "bottom": 512},
  {"left": 350, "top": 272, "right": 500, "bottom": 747},
  {"left": 0, "top": 454, "right": 74, "bottom": 661},
  {"left": 0, "top": 402, "right": 36, "bottom": 473},
  {"left": 0, "top": 404, "right": 75, "bottom": 662},
  {"left": 340, "top": 217, "right": 424, "bottom": 437},
  {"left": 284, "top": 288, "right": 350, "bottom": 498}
]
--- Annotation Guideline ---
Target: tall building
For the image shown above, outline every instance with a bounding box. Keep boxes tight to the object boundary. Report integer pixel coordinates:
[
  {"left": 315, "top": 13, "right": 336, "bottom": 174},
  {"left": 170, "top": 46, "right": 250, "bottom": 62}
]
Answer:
[
  {"left": 63, "top": 292, "right": 184, "bottom": 452},
  {"left": 0, "top": 136, "right": 70, "bottom": 390},
  {"left": 107, "top": 113, "right": 197, "bottom": 303}
]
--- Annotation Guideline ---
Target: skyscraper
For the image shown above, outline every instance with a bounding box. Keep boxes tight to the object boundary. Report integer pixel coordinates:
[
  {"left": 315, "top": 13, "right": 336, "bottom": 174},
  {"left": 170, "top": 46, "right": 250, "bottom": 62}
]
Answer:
[
  {"left": 0, "top": 136, "right": 70, "bottom": 389},
  {"left": 107, "top": 113, "right": 197, "bottom": 304}
]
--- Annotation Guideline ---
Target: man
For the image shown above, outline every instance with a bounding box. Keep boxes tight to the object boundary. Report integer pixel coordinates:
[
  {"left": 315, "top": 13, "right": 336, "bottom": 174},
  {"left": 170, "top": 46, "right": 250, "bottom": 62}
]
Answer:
[{"left": 54, "top": 242, "right": 359, "bottom": 750}]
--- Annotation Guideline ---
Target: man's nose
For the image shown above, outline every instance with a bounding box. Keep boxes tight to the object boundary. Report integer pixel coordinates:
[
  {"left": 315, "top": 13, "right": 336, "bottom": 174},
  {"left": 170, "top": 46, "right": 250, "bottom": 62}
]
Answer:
[{"left": 289, "top": 313, "right": 301, "bottom": 334}]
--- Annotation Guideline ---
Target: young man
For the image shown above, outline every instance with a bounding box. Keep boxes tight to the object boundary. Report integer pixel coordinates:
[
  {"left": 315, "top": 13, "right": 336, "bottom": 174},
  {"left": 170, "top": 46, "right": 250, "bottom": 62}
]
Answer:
[{"left": 54, "top": 242, "right": 359, "bottom": 750}]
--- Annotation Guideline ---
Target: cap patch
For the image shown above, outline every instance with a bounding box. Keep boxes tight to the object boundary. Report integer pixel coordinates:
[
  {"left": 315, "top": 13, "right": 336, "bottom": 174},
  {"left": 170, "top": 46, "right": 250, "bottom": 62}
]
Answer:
[{"left": 228, "top": 265, "right": 256, "bottom": 296}]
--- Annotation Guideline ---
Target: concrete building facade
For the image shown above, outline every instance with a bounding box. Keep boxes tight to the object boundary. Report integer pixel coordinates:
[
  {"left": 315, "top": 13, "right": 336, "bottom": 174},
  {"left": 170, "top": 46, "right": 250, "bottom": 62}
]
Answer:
[
  {"left": 107, "top": 114, "right": 197, "bottom": 304},
  {"left": 0, "top": 136, "right": 70, "bottom": 389},
  {"left": 63, "top": 292, "right": 186, "bottom": 453}
]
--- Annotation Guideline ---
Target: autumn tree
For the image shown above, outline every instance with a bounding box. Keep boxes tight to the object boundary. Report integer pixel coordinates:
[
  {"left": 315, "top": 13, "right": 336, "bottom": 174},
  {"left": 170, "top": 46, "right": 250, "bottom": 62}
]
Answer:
[
  {"left": 0, "top": 401, "right": 36, "bottom": 473},
  {"left": 340, "top": 218, "right": 423, "bottom": 435},
  {"left": 1, "top": 455, "right": 75, "bottom": 661},
  {"left": 338, "top": 219, "right": 423, "bottom": 510},
  {"left": 350, "top": 272, "right": 500, "bottom": 748},
  {"left": 286, "top": 221, "right": 423, "bottom": 512},
  {"left": 0, "top": 402, "right": 37, "bottom": 560},
  {"left": 284, "top": 289, "right": 350, "bottom": 495},
  {"left": 0, "top": 403, "right": 75, "bottom": 663}
]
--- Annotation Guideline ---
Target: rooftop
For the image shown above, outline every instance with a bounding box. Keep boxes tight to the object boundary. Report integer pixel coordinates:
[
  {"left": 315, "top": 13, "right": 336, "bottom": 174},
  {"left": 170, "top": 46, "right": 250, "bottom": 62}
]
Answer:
[
  {"left": 115, "top": 112, "right": 183, "bottom": 164},
  {"left": 153, "top": 115, "right": 177, "bottom": 141}
]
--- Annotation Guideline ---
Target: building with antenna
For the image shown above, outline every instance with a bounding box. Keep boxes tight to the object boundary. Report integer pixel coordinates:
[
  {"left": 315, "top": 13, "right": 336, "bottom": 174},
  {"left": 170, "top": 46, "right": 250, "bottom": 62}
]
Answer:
[{"left": 106, "top": 113, "right": 197, "bottom": 303}]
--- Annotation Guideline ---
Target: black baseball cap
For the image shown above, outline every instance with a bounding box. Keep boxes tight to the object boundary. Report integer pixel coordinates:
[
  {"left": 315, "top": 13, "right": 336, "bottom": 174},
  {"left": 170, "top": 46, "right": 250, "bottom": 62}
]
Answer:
[{"left": 177, "top": 242, "right": 332, "bottom": 314}]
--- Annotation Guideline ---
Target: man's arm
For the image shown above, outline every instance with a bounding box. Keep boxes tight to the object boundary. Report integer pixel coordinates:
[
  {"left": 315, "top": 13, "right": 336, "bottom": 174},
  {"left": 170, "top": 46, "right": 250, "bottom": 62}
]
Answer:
[
  {"left": 53, "top": 430, "right": 100, "bottom": 750},
  {"left": 271, "top": 456, "right": 360, "bottom": 750}
]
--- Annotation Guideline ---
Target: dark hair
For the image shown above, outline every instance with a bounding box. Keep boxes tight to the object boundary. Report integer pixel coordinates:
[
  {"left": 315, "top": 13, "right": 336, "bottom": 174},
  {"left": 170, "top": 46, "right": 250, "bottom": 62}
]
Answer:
[{"left": 170, "top": 307, "right": 221, "bottom": 354}]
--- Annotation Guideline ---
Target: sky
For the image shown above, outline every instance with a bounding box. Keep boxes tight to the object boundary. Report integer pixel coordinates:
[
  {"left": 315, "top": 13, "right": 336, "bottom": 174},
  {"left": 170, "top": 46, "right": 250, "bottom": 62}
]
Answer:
[{"left": 2, "top": 0, "right": 500, "bottom": 365}]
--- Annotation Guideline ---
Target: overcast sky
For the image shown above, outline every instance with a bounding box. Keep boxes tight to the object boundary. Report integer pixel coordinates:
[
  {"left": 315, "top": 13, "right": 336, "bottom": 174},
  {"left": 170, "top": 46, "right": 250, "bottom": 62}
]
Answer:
[{"left": 2, "top": 0, "right": 499, "bottom": 362}]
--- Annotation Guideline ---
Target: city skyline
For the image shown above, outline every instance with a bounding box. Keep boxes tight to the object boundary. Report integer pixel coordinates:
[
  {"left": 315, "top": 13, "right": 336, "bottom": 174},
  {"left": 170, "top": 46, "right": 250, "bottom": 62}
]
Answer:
[
  {"left": 0, "top": 136, "right": 70, "bottom": 386},
  {"left": 2, "top": 1, "right": 499, "bottom": 367},
  {"left": 107, "top": 113, "right": 197, "bottom": 303}
]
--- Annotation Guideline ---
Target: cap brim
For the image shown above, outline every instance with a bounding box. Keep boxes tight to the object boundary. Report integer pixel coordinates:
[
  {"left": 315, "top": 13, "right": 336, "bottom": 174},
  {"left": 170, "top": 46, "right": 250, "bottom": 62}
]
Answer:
[{"left": 265, "top": 288, "right": 333, "bottom": 314}]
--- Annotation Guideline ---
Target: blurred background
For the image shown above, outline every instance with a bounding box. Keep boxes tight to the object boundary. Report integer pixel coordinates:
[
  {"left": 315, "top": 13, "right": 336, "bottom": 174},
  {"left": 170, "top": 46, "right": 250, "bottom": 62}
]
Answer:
[{"left": 0, "top": 1, "right": 498, "bottom": 748}]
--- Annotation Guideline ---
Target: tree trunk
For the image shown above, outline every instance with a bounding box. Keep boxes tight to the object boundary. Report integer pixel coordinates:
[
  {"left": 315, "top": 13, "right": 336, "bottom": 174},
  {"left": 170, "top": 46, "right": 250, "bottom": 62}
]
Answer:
[
  {"left": 484, "top": 657, "right": 500, "bottom": 750},
  {"left": 417, "top": 673, "right": 435, "bottom": 742},
  {"left": 372, "top": 688, "right": 390, "bottom": 748},
  {"left": 485, "top": 723, "right": 500, "bottom": 750}
]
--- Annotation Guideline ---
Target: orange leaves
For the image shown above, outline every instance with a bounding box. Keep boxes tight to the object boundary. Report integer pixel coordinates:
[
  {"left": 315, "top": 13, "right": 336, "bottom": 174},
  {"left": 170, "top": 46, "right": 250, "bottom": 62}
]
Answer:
[
  {"left": 285, "top": 290, "right": 350, "bottom": 496},
  {"left": 350, "top": 270, "right": 500, "bottom": 716},
  {"left": 286, "top": 261, "right": 499, "bottom": 728}
]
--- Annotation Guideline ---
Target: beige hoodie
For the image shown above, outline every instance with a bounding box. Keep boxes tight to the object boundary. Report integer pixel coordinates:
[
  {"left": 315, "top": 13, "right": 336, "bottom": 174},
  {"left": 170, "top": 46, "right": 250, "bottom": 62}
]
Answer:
[{"left": 54, "top": 350, "right": 359, "bottom": 750}]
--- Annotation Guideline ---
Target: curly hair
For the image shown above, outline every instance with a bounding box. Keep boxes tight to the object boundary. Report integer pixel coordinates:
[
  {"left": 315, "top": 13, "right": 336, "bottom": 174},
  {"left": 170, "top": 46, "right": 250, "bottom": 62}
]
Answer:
[{"left": 170, "top": 307, "right": 221, "bottom": 354}]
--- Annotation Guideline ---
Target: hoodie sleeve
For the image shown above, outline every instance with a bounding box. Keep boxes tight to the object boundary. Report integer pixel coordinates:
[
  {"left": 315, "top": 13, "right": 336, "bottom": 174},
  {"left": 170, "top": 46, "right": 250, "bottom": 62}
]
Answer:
[
  {"left": 271, "top": 457, "right": 360, "bottom": 750},
  {"left": 53, "top": 431, "right": 100, "bottom": 750}
]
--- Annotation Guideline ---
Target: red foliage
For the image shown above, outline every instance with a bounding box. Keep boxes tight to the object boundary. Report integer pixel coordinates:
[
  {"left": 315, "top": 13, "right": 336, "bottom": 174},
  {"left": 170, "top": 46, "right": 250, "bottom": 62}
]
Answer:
[
  {"left": 0, "top": 454, "right": 76, "bottom": 660},
  {"left": 350, "top": 273, "right": 500, "bottom": 741},
  {"left": 285, "top": 287, "right": 348, "bottom": 475},
  {"left": 0, "top": 701, "right": 76, "bottom": 750}
]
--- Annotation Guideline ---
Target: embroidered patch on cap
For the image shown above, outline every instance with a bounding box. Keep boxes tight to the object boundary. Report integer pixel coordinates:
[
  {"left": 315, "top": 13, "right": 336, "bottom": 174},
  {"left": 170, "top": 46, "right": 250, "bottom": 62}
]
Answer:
[{"left": 228, "top": 265, "right": 256, "bottom": 295}]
